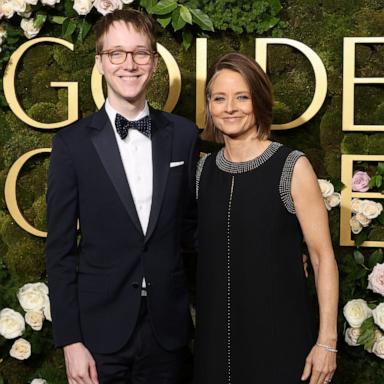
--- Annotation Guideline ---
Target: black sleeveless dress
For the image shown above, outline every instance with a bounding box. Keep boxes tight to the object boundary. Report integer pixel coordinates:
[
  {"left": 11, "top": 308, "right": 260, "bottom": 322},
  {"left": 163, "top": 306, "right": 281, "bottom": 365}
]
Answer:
[{"left": 194, "top": 142, "right": 315, "bottom": 384}]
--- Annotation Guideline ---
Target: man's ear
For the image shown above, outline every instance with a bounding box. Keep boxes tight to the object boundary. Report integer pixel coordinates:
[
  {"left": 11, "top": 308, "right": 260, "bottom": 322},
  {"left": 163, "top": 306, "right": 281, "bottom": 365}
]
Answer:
[
  {"left": 95, "top": 55, "right": 104, "bottom": 75},
  {"left": 152, "top": 53, "right": 159, "bottom": 74}
]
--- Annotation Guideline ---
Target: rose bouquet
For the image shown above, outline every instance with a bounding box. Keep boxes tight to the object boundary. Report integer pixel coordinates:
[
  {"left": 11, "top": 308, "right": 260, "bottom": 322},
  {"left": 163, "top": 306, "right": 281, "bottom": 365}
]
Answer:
[
  {"left": 344, "top": 254, "right": 384, "bottom": 359},
  {"left": 0, "top": 282, "right": 51, "bottom": 361},
  {"left": 318, "top": 179, "right": 341, "bottom": 211}
]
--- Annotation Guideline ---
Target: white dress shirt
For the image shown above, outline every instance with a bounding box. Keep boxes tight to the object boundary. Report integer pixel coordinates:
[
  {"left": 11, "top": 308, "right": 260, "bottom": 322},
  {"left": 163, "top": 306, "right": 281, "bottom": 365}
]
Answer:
[{"left": 105, "top": 99, "right": 152, "bottom": 292}]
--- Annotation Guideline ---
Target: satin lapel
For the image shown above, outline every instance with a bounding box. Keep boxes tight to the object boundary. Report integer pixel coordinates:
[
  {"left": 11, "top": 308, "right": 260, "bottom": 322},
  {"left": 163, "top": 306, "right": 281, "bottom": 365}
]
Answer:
[
  {"left": 145, "top": 108, "right": 172, "bottom": 242},
  {"left": 90, "top": 108, "right": 143, "bottom": 236}
]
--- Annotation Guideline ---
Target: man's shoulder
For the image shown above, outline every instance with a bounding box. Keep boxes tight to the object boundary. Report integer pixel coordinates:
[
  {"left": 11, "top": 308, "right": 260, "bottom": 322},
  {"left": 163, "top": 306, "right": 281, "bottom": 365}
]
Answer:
[
  {"left": 55, "top": 110, "right": 106, "bottom": 141},
  {"left": 150, "top": 107, "right": 196, "bottom": 131}
]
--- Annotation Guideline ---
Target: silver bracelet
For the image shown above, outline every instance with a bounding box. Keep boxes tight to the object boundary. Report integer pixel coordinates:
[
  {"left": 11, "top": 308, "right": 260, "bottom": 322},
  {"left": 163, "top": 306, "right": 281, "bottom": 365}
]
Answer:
[{"left": 316, "top": 343, "right": 338, "bottom": 353}]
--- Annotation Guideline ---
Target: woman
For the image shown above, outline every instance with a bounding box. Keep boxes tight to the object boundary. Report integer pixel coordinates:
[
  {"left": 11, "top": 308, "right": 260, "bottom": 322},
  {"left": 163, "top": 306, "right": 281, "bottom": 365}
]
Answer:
[{"left": 194, "top": 53, "right": 338, "bottom": 384}]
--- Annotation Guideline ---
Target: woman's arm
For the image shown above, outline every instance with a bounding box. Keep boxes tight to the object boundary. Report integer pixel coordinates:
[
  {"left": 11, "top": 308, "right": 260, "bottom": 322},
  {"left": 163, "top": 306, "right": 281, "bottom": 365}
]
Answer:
[{"left": 291, "top": 156, "right": 339, "bottom": 384}]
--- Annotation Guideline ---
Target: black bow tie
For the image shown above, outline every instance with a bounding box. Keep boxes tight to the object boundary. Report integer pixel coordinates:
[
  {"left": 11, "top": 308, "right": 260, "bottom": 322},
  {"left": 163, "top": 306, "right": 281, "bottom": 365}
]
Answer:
[{"left": 115, "top": 114, "right": 152, "bottom": 139}]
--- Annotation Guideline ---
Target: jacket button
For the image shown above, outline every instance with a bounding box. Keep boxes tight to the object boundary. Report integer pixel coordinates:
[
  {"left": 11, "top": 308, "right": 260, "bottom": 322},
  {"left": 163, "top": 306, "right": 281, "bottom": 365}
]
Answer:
[{"left": 131, "top": 282, "right": 139, "bottom": 288}]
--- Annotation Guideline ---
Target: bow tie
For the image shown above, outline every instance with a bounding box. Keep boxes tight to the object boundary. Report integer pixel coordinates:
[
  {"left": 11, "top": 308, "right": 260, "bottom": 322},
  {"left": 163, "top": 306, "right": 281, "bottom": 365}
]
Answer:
[{"left": 115, "top": 114, "right": 152, "bottom": 140}]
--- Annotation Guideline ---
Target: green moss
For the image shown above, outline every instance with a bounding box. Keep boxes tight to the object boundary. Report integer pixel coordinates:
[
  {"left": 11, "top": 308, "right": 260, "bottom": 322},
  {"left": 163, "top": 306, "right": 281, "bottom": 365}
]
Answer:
[
  {"left": 369, "top": 226, "right": 384, "bottom": 241},
  {"left": 341, "top": 134, "right": 369, "bottom": 154},
  {"left": 27, "top": 102, "right": 63, "bottom": 125},
  {"left": 320, "top": 98, "right": 343, "bottom": 147},
  {"left": 368, "top": 133, "right": 384, "bottom": 154},
  {"left": 324, "top": 150, "right": 341, "bottom": 178}
]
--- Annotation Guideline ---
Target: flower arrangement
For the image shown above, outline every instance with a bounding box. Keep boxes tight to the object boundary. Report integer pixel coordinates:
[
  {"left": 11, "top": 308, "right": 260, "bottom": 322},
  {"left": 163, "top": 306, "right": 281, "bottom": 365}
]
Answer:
[
  {"left": 0, "top": 0, "right": 214, "bottom": 63},
  {"left": 343, "top": 250, "right": 384, "bottom": 359},
  {"left": 318, "top": 179, "right": 341, "bottom": 211},
  {"left": 0, "top": 281, "right": 51, "bottom": 361},
  {"left": 349, "top": 199, "right": 383, "bottom": 235}
]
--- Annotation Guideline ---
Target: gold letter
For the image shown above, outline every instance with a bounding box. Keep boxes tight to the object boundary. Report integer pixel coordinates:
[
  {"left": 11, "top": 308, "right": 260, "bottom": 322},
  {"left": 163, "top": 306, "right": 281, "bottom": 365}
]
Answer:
[
  {"left": 195, "top": 38, "right": 207, "bottom": 129},
  {"left": 4, "top": 148, "right": 51, "bottom": 238},
  {"left": 3, "top": 37, "right": 78, "bottom": 129},
  {"left": 91, "top": 43, "right": 181, "bottom": 112},
  {"left": 255, "top": 38, "right": 327, "bottom": 130},
  {"left": 340, "top": 154, "right": 384, "bottom": 247},
  {"left": 343, "top": 37, "right": 384, "bottom": 132}
]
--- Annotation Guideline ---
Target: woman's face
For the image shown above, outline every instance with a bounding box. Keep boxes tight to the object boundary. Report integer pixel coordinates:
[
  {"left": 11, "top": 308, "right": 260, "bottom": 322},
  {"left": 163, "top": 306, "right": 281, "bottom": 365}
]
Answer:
[{"left": 208, "top": 69, "right": 256, "bottom": 140}]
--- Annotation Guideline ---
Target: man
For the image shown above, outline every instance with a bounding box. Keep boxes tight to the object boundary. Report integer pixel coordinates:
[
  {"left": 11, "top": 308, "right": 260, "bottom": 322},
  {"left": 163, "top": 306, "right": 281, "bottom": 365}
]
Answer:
[{"left": 45, "top": 9, "right": 198, "bottom": 384}]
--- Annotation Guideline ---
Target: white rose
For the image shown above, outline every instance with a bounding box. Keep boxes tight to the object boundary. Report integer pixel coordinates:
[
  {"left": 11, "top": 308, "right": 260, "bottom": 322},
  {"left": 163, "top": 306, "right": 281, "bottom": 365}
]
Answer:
[
  {"left": 17, "top": 282, "right": 48, "bottom": 312},
  {"left": 351, "top": 198, "right": 363, "bottom": 214},
  {"left": 0, "top": 308, "right": 25, "bottom": 339},
  {"left": 350, "top": 215, "right": 363, "bottom": 234},
  {"left": 361, "top": 200, "right": 383, "bottom": 220},
  {"left": 20, "top": 18, "right": 41, "bottom": 38},
  {"left": 9, "top": 338, "right": 31, "bottom": 360},
  {"left": 42, "top": 295, "right": 51, "bottom": 322},
  {"left": 372, "top": 336, "right": 384, "bottom": 359},
  {"left": 318, "top": 179, "right": 334, "bottom": 198},
  {"left": 40, "top": 0, "right": 60, "bottom": 6},
  {"left": 326, "top": 192, "right": 341, "bottom": 209},
  {"left": 31, "top": 379, "right": 47, "bottom": 384},
  {"left": 355, "top": 212, "right": 371, "bottom": 227},
  {"left": 8, "top": 0, "right": 26, "bottom": 13},
  {"left": 121, "top": 0, "right": 133, "bottom": 3},
  {"left": 25, "top": 310, "right": 44, "bottom": 331},
  {"left": 343, "top": 299, "right": 372, "bottom": 328},
  {"left": 1, "top": 1, "right": 16, "bottom": 18},
  {"left": 324, "top": 198, "right": 331, "bottom": 211},
  {"left": 18, "top": 3, "right": 31, "bottom": 16},
  {"left": 94, "top": 0, "right": 122, "bottom": 15},
  {"left": 25, "top": 0, "right": 38, "bottom": 4},
  {"left": 373, "top": 303, "right": 384, "bottom": 331},
  {"left": 345, "top": 327, "right": 361, "bottom": 346},
  {"left": 73, "top": 0, "right": 93, "bottom": 15}
]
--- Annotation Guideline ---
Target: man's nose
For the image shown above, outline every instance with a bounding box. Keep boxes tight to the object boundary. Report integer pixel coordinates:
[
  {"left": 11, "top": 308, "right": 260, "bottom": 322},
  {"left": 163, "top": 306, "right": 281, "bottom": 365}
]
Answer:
[{"left": 122, "top": 52, "right": 137, "bottom": 70}]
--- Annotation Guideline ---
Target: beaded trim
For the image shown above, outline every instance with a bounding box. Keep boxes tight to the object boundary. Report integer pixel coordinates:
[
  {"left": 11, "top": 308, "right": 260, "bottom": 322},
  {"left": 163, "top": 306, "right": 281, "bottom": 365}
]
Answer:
[
  {"left": 226, "top": 176, "right": 235, "bottom": 384},
  {"left": 196, "top": 153, "right": 211, "bottom": 199},
  {"left": 279, "top": 150, "right": 304, "bottom": 214},
  {"left": 215, "top": 142, "right": 282, "bottom": 174}
]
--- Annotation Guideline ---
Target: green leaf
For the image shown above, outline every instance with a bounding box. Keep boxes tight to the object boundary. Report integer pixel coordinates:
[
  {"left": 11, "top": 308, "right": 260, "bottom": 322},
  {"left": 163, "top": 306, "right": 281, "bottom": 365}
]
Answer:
[
  {"left": 377, "top": 211, "right": 384, "bottom": 225},
  {"left": 140, "top": 0, "right": 157, "bottom": 13},
  {"left": 6, "top": 24, "right": 22, "bottom": 37},
  {"left": 376, "top": 175, "right": 383, "bottom": 188},
  {"left": 354, "top": 230, "right": 368, "bottom": 247},
  {"left": 62, "top": 18, "right": 77, "bottom": 39},
  {"left": 156, "top": 15, "right": 172, "bottom": 28},
  {"left": 171, "top": 7, "right": 186, "bottom": 31},
  {"left": 151, "top": 0, "right": 178, "bottom": 15},
  {"left": 358, "top": 317, "right": 375, "bottom": 346},
  {"left": 181, "top": 29, "right": 193, "bottom": 50},
  {"left": 354, "top": 249, "right": 365, "bottom": 266},
  {"left": 368, "top": 249, "right": 384, "bottom": 269},
  {"left": 64, "top": 0, "right": 77, "bottom": 17},
  {"left": 6, "top": 36, "right": 20, "bottom": 45},
  {"left": 368, "top": 177, "right": 377, "bottom": 189},
  {"left": 78, "top": 19, "right": 92, "bottom": 43},
  {"left": 180, "top": 5, "right": 192, "bottom": 24},
  {"left": 377, "top": 162, "right": 384, "bottom": 175},
  {"left": 34, "top": 14, "right": 47, "bottom": 29},
  {"left": 190, "top": 8, "right": 214, "bottom": 31},
  {"left": 51, "top": 16, "right": 67, "bottom": 25},
  {"left": 269, "top": 0, "right": 282, "bottom": 15}
]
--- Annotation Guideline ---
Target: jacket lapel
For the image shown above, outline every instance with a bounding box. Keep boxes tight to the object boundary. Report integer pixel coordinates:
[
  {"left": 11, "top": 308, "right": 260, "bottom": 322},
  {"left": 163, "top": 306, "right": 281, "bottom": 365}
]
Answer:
[
  {"left": 89, "top": 107, "right": 143, "bottom": 236},
  {"left": 145, "top": 107, "right": 172, "bottom": 242}
]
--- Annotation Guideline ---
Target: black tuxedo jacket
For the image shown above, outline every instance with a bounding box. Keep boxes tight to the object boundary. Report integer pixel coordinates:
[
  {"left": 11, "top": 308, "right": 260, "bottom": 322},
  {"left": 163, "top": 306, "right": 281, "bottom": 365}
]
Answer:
[{"left": 45, "top": 106, "right": 199, "bottom": 353}]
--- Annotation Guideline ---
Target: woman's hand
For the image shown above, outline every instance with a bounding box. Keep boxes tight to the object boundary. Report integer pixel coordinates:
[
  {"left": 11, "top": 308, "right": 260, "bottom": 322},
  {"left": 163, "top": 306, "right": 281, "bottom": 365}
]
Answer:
[{"left": 301, "top": 344, "right": 337, "bottom": 384}]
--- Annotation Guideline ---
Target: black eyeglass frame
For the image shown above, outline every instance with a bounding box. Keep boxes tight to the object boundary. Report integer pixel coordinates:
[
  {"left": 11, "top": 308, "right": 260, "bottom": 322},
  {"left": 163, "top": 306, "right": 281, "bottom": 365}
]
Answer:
[{"left": 98, "top": 49, "right": 158, "bottom": 65}]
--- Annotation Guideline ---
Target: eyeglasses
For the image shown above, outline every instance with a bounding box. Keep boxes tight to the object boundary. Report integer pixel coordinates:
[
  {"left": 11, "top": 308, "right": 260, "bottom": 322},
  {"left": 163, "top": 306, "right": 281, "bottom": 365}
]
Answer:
[{"left": 98, "top": 49, "right": 156, "bottom": 65}]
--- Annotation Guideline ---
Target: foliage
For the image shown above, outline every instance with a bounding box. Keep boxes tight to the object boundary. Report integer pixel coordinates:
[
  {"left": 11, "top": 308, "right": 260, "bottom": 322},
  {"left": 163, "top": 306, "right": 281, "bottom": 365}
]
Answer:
[{"left": 188, "top": 0, "right": 285, "bottom": 35}]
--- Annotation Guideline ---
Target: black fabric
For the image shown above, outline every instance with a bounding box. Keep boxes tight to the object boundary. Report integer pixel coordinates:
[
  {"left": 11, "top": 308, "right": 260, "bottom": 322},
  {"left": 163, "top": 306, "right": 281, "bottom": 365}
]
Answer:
[
  {"left": 194, "top": 145, "right": 315, "bottom": 384},
  {"left": 92, "top": 298, "right": 193, "bottom": 384},
  {"left": 45, "top": 106, "right": 199, "bottom": 354}
]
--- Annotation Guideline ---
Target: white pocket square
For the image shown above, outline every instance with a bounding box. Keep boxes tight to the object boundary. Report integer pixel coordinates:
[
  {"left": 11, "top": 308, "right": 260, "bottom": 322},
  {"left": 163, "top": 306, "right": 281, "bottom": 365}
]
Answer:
[{"left": 170, "top": 161, "right": 184, "bottom": 168}]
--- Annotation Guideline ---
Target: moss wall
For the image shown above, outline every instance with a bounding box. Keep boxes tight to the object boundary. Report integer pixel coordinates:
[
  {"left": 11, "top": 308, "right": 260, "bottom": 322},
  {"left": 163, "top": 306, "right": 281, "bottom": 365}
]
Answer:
[{"left": 1, "top": 0, "right": 384, "bottom": 382}]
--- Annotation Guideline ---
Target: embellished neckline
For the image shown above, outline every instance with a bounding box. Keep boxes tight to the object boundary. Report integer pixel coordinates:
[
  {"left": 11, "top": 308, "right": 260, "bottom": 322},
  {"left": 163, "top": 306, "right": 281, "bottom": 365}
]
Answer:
[{"left": 215, "top": 142, "right": 282, "bottom": 174}]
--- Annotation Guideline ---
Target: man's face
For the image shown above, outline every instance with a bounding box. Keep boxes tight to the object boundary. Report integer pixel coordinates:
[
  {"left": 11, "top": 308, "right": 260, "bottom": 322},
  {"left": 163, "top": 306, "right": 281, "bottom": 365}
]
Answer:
[{"left": 95, "top": 21, "right": 157, "bottom": 108}]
